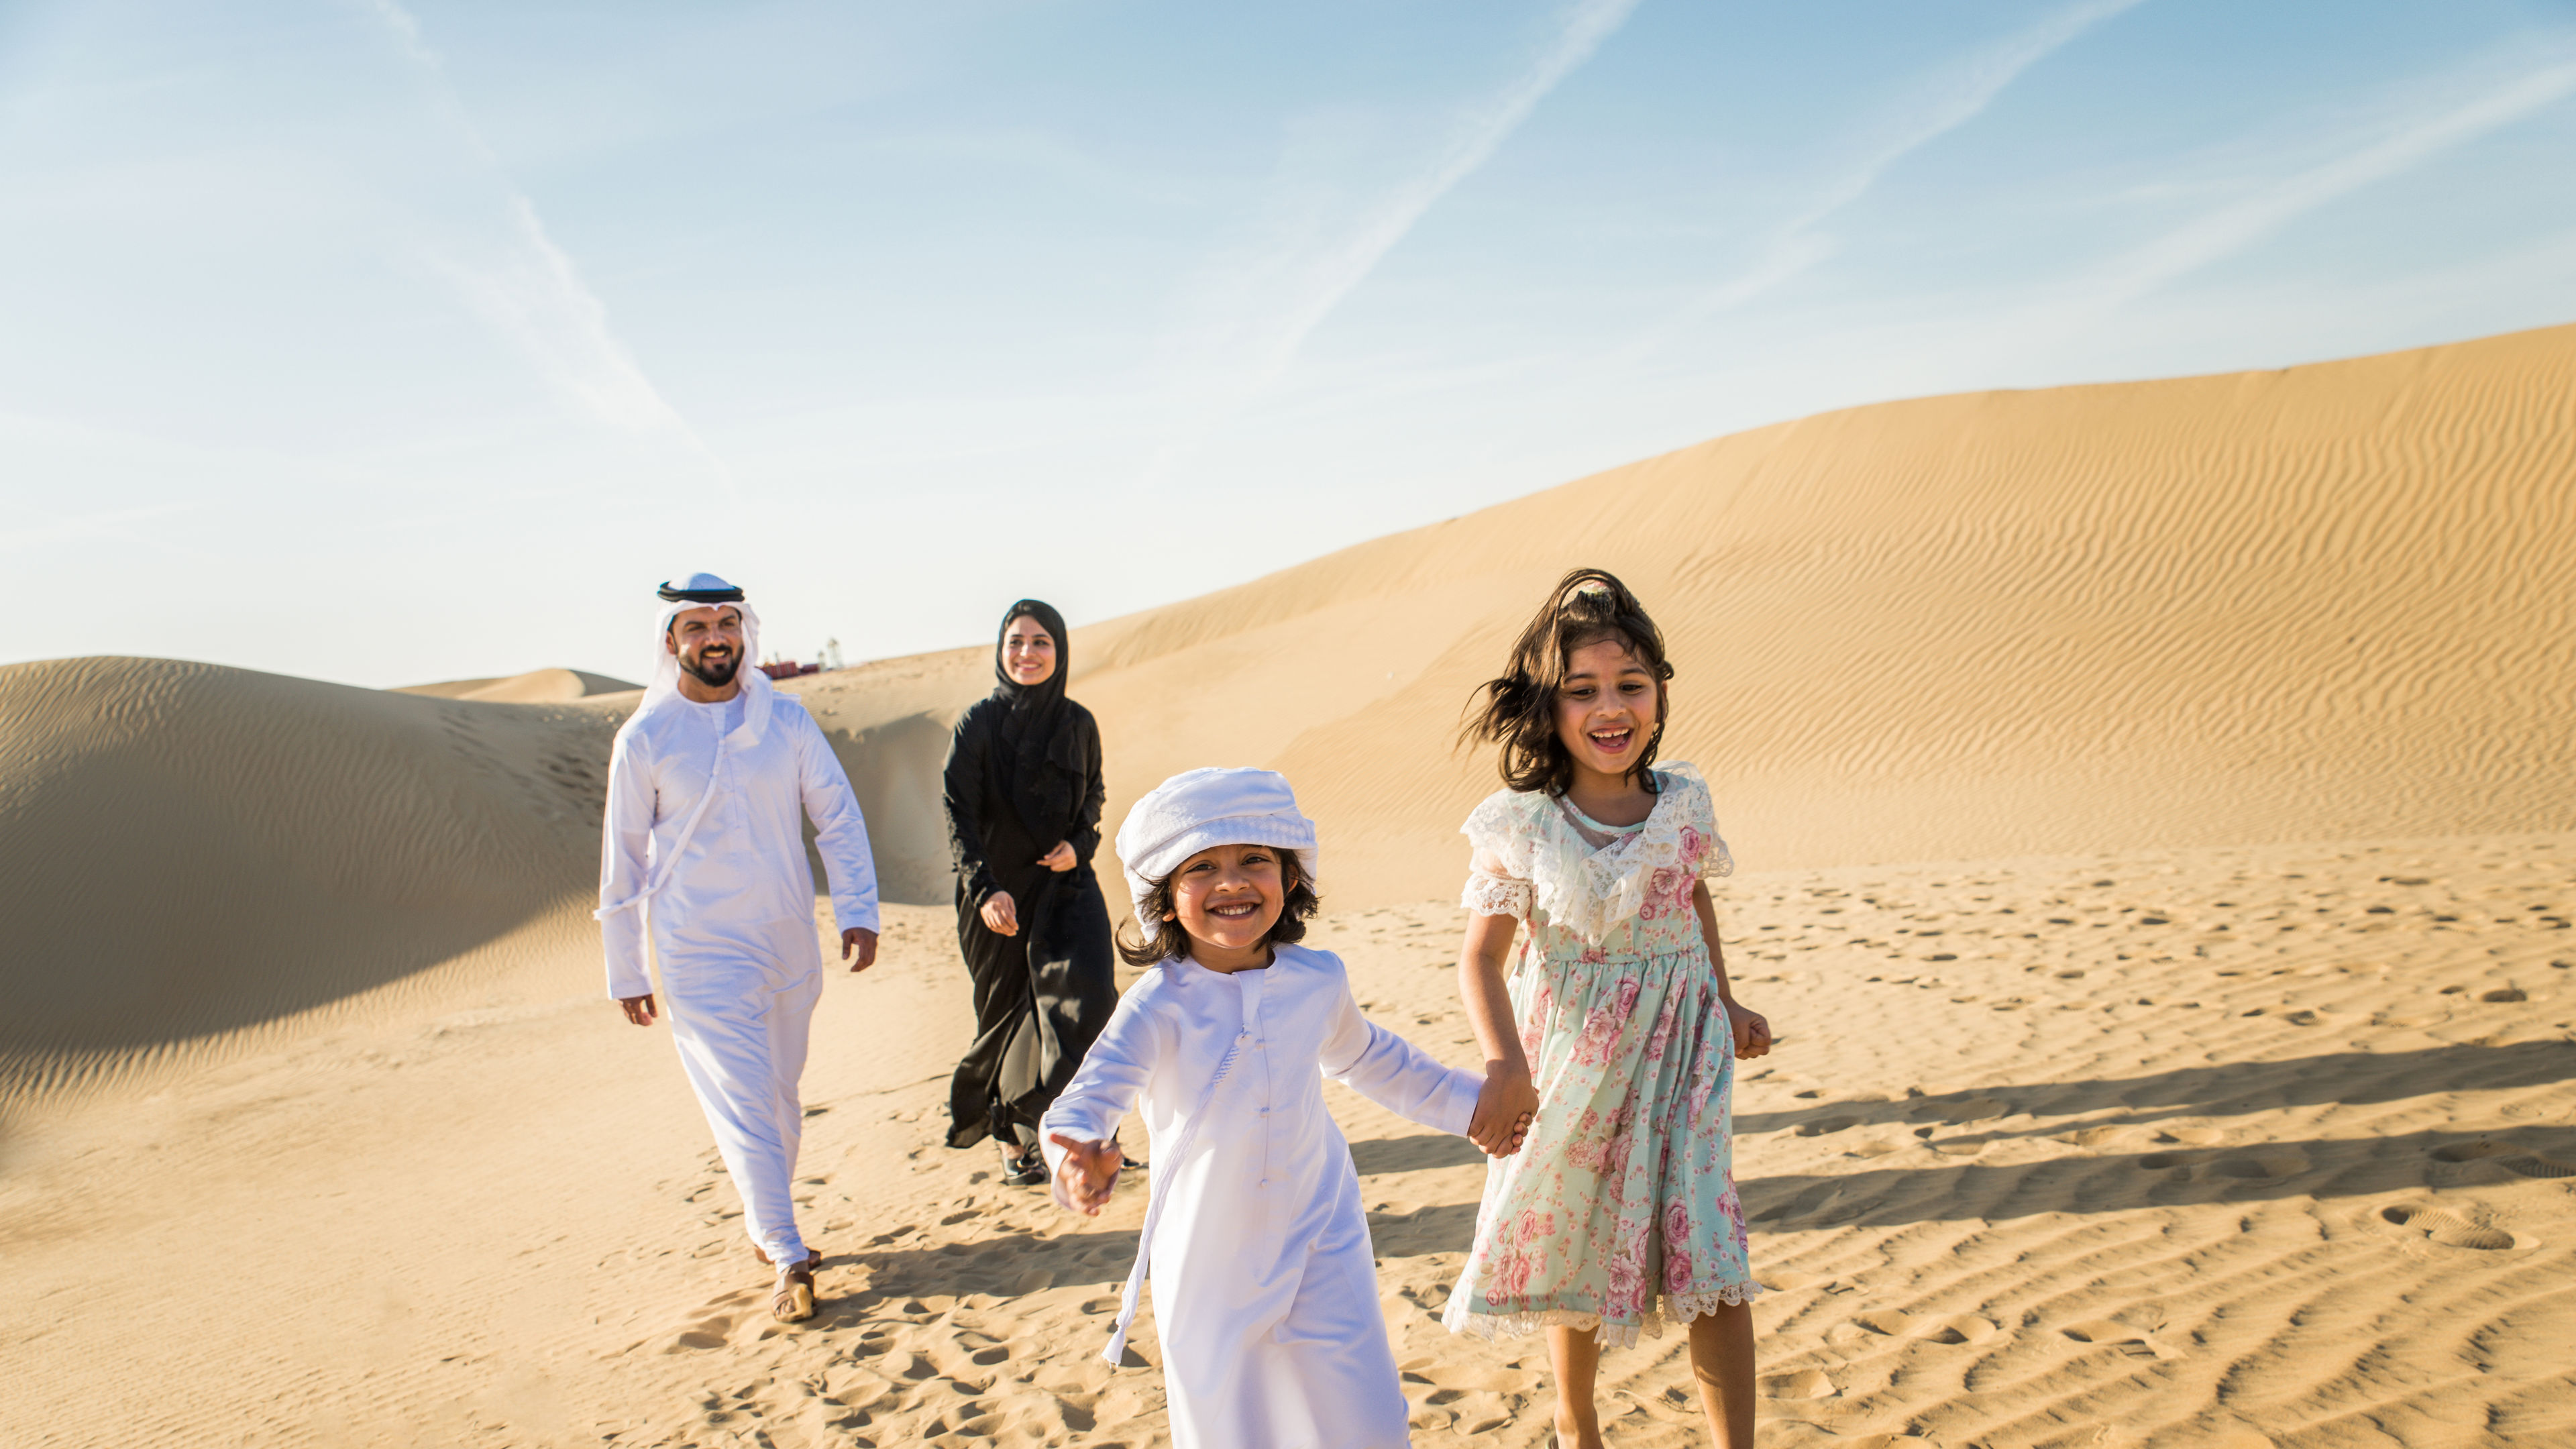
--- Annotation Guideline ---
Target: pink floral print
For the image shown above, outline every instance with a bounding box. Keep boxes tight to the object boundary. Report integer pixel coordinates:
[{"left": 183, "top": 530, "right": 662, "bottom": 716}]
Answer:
[{"left": 1444, "top": 767, "right": 1760, "bottom": 1347}]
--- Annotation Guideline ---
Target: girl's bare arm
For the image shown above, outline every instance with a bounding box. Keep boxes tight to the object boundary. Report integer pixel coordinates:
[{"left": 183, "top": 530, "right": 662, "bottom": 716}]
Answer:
[
  {"left": 1460, "top": 911, "right": 1540, "bottom": 1152},
  {"left": 1693, "top": 879, "right": 1773, "bottom": 1057}
]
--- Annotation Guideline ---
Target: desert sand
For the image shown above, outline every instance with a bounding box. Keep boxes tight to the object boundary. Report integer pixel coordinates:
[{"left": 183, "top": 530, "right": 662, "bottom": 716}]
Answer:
[
  {"left": 396, "top": 669, "right": 643, "bottom": 704},
  {"left": 1, "top": 322, "right": 2571, "bottom": 1447}
]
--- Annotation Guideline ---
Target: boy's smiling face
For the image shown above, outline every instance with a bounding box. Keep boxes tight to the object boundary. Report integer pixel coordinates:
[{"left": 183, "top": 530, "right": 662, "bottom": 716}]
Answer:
[{"left": 1167, "top": 843, "right": 1287, "bottom": 969}]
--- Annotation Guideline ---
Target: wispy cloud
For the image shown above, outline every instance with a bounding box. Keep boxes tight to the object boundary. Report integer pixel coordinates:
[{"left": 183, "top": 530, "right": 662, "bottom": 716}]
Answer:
[
  {"left": 1144, "top": 0, "right": 1642, "bottom": 482},
  {"left": 1628, "top": 0, "right": 2142, "bottom": 359},
  {"left": 362, "top": 0, "right": 738, "bottom": 498},
  {"left": 2035, "top": 45, "right": 2576, "bottom": 339}
]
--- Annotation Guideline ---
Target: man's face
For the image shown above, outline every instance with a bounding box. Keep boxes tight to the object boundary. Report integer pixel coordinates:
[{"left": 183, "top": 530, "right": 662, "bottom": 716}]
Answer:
[{"left": 667, "top": 606, "right": 745, "bottom": 688}]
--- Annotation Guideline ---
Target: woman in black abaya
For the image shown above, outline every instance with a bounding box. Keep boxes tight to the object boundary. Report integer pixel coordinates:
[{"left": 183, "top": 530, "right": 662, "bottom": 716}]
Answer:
[{"left": 943, "top": 600, "right": 1119, "bottom": 1184}]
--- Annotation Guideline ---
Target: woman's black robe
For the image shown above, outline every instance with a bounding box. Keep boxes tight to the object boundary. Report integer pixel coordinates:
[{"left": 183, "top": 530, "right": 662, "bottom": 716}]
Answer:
[{"left": 941, "top": 692, "right": 1118, "bottom": 1151}]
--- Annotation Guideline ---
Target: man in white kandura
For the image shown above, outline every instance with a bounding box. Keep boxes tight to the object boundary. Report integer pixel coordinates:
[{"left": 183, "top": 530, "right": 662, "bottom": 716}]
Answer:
[{"left": 598, "top": 572, "right": 881, "bottom": 1324}]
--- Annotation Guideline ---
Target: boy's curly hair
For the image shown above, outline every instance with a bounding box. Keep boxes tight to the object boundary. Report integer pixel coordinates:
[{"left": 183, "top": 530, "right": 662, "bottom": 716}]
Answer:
[
  {"left": 1462, "top": 566, "right": 1674, "bottom": 798},
  {"left": 1116, "top": 849, "right": 1322, "bottom": 967}
]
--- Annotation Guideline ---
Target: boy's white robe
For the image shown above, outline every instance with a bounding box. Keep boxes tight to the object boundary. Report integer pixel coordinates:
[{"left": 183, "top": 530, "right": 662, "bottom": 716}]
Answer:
[
  {"left": 1042, "top": 945, "right": 1479, "bottom": 1449},
  {"left": 600, "top": 673, "right": 879, "bottom": 1269}
]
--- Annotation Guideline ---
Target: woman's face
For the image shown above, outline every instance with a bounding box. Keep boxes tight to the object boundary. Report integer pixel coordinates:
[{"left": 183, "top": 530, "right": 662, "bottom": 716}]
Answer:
[
  {"left": 1554, "top": 636, "right": 1660, "bottom": 781},
  {"left": 1001, "top": 616, "right": 1058, "bottom": 686},
  {"left": 1167, "top": 844, "right": 1285, "bottom": 956}
]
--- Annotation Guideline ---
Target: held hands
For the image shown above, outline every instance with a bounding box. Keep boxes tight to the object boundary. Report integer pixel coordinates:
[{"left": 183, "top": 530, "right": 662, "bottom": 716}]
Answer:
[
  {"left": 618, "top": 993, "right": 657, "bottom": 1026},
  {"left": 1048, "top": 1133, "right": 1122, "bottom": 1216},
  {"left": 841, "top": 927, "right": 879, "bottom": 973},
  {"left": 1038, "top": 841, "right": 1077, "bottom": 873},
  {"left": 979, "top": 891, "right": 1020, "bottom": 936},
  {"left": 1467, "top": 1063, "right": 1539, "bottom": 1158},
  {"left": 1726, "top": 999, "right": 1774, "bottom": 1059}
]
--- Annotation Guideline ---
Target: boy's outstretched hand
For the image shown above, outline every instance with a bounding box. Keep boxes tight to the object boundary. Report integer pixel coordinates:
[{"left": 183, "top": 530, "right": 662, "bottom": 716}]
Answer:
[{"left": 1049, "top": 1133, "right": 1122, "bottom": 1216}]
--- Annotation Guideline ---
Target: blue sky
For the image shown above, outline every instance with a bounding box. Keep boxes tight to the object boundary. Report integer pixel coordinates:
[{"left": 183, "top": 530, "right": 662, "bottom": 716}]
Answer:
[{"left": 5, "top": 0, "right": 2573, "bottom": 688}]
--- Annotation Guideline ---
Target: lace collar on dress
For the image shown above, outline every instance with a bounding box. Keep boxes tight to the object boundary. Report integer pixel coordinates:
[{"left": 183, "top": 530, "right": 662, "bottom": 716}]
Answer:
[{"left": 1525, "top": 763, "right": 1708, "bottom": 946}]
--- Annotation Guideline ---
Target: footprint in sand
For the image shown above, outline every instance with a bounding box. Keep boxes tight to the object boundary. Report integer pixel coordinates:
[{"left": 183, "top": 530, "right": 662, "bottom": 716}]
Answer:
[
  {"left": 666, "top": 1314, "right": 734, "bottom": 1352},
  {"left": 2206, "top": 1157, "right": 2277, "bottom": 1180},
  {"left": 1852, "top": 1309, "right": 2000, "bottom": 1344},
  {"left": 2503, "top": 1156, "right": 2576, "bottom": 1179},
  {"left": 2377, "top": 1202, "right": 2522, "bottom": 1250},
  {"left": 1794, "top": 1115, "right": 1861, "bottom": 1137},
  {"left": 1757, "top": 1368, "right": 1837, "bottom": 1399},
  {"left": 2059, "top": 1320, "right": 2167, "bottom": 1358}
]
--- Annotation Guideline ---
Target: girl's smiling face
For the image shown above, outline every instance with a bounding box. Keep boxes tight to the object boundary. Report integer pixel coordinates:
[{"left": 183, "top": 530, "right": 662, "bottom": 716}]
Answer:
[
  {"left": 1554, "top": 636, "right": 1660, "bottom": 780},
  {"left": 1167, "top": 843, "right": 1286, "bottom": 969}
]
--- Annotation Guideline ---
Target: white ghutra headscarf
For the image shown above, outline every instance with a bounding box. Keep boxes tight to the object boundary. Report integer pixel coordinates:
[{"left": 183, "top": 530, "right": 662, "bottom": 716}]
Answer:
[
  {"left": 1114, "top": 767, "right": 1320, "bottom": 921},
  {"left": 643, "top": 572, "right": 771, "bottom": 723},
  {"left": 594, "top": 572, "right": 775, "bottom": 924}
]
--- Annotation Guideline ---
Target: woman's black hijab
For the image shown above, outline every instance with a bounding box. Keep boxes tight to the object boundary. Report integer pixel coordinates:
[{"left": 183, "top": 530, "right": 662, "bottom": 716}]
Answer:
[{"left": 991, "top": 599, "right": 1085, "bottom": 840}]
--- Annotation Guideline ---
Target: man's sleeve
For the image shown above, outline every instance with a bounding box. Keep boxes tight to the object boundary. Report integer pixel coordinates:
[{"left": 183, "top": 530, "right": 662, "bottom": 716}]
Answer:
[
  {"left": 598, "top": 727, "right": 658, "bottom": 1000},
  {"left": 796, "top": 711, "right": 881, "bottom": 936}
]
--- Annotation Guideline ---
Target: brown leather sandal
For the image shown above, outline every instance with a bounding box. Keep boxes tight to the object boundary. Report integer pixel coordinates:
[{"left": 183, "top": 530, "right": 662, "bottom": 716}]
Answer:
[{"left": 770, "top": 1250, "right": 823, "bottom": 1323}]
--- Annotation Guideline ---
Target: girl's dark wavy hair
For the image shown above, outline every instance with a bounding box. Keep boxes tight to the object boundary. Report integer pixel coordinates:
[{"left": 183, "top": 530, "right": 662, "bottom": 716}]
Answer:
[
  {"left": 1116, "top": 848, "right": 1322, "bottom": 967},
  {"left": 1462, "top": 566, "right": 1674, "bottom": 798}
]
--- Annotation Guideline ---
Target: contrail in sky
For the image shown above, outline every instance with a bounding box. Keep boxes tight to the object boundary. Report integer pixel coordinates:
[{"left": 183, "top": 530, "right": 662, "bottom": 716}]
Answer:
[
  {"left": 2076, "top": 51, "right": 2576, "bottom": 319},
  {"left": 1978, "top": 38, "right": 2576, "bottom": 367},
  {"left": 363, "top": 0, "right": 739, "bottom": 501},
  {"left": 1145, "top": 0, "right": 1642, "bottom": 483},
  {"left": 1626, "top": 0, "right": 2143, "bottom": 361}
]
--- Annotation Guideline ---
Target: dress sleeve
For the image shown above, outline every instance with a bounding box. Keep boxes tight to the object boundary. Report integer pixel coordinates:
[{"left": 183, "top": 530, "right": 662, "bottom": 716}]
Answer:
[
  {"left": 1691, "top": 776, "right": 1735, "bottom": 879},
  {"left": 1318, "top": 967, "right": 1479, "bottom": 1136},
  {"left": 943, "top": 706, "right": 999, "bottom": 907},
  {"left": 1459, "top": 791, "right": 1535, "bottom": 920},
  {"left": 1068, "top": 709, "right": 1106, "bottom": 867}
]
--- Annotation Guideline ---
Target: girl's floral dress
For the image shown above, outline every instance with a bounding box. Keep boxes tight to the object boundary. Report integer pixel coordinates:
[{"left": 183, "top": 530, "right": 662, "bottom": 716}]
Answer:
[{"left": 1442, "top": 762, "right": 1758, "bottom": 1347}]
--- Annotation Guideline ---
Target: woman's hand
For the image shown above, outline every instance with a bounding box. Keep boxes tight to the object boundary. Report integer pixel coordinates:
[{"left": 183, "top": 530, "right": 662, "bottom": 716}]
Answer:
[
  {"left": 1048, "top": 1133, "right": 1122, "bottom": 1215},
  {"left": 979, "top": 891, "right": 1020, "bottom": 936},
  {"left": 1037, "top": 841, "right": 1077, "bottom": 873},
  {"left": 1468, "top": 1063, "right": 1540, "bottom": 1157},
  {"left": 1725, "top": 999, "right": 1773, "bottom": 1059}
]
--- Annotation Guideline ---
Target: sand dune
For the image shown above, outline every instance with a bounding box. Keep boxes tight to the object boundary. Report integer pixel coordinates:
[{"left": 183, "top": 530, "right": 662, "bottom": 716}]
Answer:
[
  {"left": 801, "top": 319, "right": 2576, "bottom": 907},
  {"left": 2, "top": 323, "right": 2572, "bottom": 1446},
  {"left": 0, "top": 657, "right": 625, "bottom": 1112},
  {"left": 397, "top": 667, "right": 643, "bottom": 702}
]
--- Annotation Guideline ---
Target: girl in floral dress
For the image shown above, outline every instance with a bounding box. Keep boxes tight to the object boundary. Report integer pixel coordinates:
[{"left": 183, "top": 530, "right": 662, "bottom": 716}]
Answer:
[{"left": 1446, "top": 568, "right": 1775, "bottom": 1449}]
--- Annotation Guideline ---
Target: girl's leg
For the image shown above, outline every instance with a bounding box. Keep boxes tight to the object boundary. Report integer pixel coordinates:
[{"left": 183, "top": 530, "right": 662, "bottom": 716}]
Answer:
[
  {"left": 1546, "top": 1326, "right": 1603, "bottom": 1449},
  {"left": 1686, "top": 1302, "right": 1756, "bottom": 1448}
]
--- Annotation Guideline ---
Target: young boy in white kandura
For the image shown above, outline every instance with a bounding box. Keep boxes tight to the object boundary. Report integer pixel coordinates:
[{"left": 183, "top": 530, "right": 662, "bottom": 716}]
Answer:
[{"left": 1043, "top": 767, "right": 1529, "bottom": 1449}]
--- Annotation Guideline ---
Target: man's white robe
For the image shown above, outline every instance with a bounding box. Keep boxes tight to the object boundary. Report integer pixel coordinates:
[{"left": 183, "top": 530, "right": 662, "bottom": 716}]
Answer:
[
  {"left": 1042, "top": 945, "right": 1478, "bottom": 1449},
  {"left": 600, "top": 672, "right": 878, "bottom": 1269}
]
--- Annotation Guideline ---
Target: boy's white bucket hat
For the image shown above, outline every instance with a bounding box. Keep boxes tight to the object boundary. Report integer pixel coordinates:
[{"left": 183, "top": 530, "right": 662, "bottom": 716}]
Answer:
[{"left": 1114, "top": 767, "right": 1319, "bottom": 921}]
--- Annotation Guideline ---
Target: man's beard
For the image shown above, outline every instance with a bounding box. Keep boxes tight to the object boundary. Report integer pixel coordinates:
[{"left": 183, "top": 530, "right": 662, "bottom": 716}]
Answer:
[{"left": 680, "top": 649, "right": 739, "bottom": 688}]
